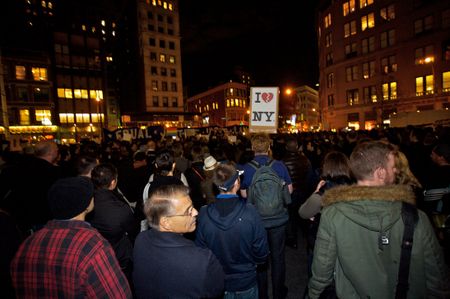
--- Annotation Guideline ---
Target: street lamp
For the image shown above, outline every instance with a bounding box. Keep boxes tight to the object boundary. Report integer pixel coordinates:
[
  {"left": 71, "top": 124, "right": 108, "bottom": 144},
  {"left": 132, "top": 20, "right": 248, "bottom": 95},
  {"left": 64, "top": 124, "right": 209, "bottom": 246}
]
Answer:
[
  {"left": 285, "top": 88, "right": 292, "bottom": 95},
  {"left": 96, "top": 94, "right": 103, "bottom": 141},
  {"left": 423, "top": 56, "right": 436, "bottom": 95}
]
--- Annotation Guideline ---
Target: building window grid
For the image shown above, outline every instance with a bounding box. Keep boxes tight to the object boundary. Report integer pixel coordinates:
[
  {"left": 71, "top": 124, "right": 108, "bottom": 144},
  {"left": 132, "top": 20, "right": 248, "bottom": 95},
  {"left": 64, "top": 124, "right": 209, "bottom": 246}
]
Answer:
[
  {"left": 325, "top": 33, "right": 332, "bottom": 47},
  {"left": 362, "top": 60, "right": 375, "bottom": 79},
  {"left": 360, "top": 0, "right": 373, "bottom": 9},
  {"left": 324, "top": 13, "right": 332, "bottom": 28},
  {"left": 346, "top": 65, "right": 359, "bottom": 82},
  {"left": 345, "top": 42, "right": 357, "bottom": 58},
  {"left": 415, "top": 75, "right": 434, "bottom": 96},
  {"left": 327, "top": 94, "right": 334, "bottom": 106},
  {"left": 346, "top": 89, "right": 359, "bottom": 105},
  {"left": 414, "top": 45, "right": 434, "bottom": 64},
  {"left": 327, "top": 73, "right": 334, "bottom": 88},
  {"left": 31, "top": 67, "right": 48, "bottom": 81},
  {"left": 326, "top": 53, "right": 333, "bottom": 66},
  {"left": 343, "top": 0, "right": 355, "bottom": 17},
  {"left": 381, "top": 55, "right": 397, "bottom": 74},
  {"left": 344, "top": 20, "right": 357, "bottom": 38},
  {"left": 362, "top": 36, "right": 375, "bottom": 54},
  {"left": 443, "top": 71, "right": 450, "bottom": 93},
  {"left": 15, "top": 66, "right": 26, "bottom": 80},
  {"left": 380, "top": 29, "right": 395, "bottom": 48},
  {"left": 414, "top": 15, "right": 433, "bottom": 35},
  {"left": 380, "top": 4, "right": 395, "bottom": 21},
  {"left": 363, "top": 86, "right": 377, "bottom": 103}
]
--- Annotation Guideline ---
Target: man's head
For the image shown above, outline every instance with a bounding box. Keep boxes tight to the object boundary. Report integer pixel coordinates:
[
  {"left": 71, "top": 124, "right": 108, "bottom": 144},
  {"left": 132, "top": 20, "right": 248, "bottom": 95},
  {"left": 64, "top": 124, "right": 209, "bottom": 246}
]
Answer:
[
  {"left": 75, "top": 155, "right": 99, "bottom": 177},
  {"left": 34, "top": 140, "right": 59, "bottom": 164},
  {"left": 285, "top": 137, "right": 299, "bottom": 152},
  {"left": 350, "top": 141, "right": 396, "bottom": 186},
  {"left": 431, "top": 143, "right": 450, "bottom": 166},
  {"left": 154, "top": 150, "right": 175, "bottom": 175},
  {"left": 48, "top": 176, "right": 94, "bottom": 220},
  {"left": 91, "top": 163, "right": 118, "bottom": 190},
  {"left": 251, "top": 133, "right": 271, "bottom": 154},
  {"left": 213, "top": 163, "right": 242, "bottom": 194},
  {"left": 144, "top": 185, "right": 197, "bottom": 233}
]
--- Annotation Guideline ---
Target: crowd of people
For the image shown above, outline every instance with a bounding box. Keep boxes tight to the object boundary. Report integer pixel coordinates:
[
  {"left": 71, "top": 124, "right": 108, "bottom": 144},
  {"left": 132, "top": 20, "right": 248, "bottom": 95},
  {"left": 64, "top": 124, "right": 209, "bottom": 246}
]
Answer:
[{"left": 0, "top": 125, "right": 449, "bottom": 298}]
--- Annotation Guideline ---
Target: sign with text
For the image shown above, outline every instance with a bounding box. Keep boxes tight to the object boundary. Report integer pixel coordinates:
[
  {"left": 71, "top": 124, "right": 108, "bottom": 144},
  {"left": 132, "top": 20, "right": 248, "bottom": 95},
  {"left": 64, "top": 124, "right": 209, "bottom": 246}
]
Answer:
[{"left": 249, "top": 87, "right": 279, "bottom": 133}]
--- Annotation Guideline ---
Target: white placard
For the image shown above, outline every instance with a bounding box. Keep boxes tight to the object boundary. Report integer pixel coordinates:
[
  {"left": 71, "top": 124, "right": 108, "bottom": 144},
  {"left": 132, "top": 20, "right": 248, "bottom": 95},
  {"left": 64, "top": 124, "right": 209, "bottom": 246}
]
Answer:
[{"left": 249, "top": 87, "right": 279, "bottom": 133}]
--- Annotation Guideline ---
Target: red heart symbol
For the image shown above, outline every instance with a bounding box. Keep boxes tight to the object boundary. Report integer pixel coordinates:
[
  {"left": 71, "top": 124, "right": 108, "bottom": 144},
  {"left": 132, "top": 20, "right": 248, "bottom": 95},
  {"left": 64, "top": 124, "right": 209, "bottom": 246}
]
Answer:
[{"left": 262, "top": 92, "right": 273, "bottom": 103}]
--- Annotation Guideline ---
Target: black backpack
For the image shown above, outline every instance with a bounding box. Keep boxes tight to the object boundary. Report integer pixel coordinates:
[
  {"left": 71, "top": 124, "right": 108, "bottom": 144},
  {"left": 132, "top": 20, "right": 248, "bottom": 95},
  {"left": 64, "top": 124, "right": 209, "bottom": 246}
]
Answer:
[{"left": 248, "top": 159, "right": 291, "bottom": 221}]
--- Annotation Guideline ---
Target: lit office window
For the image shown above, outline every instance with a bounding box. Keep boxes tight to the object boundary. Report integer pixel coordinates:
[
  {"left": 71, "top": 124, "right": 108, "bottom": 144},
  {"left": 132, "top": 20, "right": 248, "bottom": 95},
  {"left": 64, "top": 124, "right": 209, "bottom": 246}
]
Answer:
[
  {"left": 324, "top": 13, "right": 332, "bottom": 28},
  {"left": 57, "top": 88, "right": 65, "bottom": 98},
  {"left": 362, "top": 61, "right": 375, "bottom": 79},
  {"left": 346, "top": 89, "right": 359, "bottom": 105},
  {"left": 344, "top": 20, "right": 357, "bottom": 38},
  {"left": 19, "top": 109, "right": 30, "bottom": 125},
  {"left": 382, "top": 82, "right": 397, "bottom": 100},
  {"left": 74, "top": 89, "right": 82, "bottom": 99},
  {"left": 342, "top": 0, "right": 355, "bottom": 17},
  {"left": 168, "top": 3, "right": 173, "bottom": 10},
  {"left": 415, "top": 75, "right": 434, "bottom": 96},
  {"left": 16, "top": 66, "right": 26, "bottom": 80},
  {"left": 35, "top": 109, "right": 51, "bottom": 122},
  {"left": 31, "top": 67, "right": 48, "bottom": 81},
  {"left": 81, "top": 89, "right": 88, "bottom": 99},
  {"left": 414, "top": 45, "right": 434, "bottom": 64},
  {"left": 361, "top": 13, "right": 375, "bottom": 31},
  {"left": 381, "top": 55, "right": 397, "bottom": 74},
  {"left": 443, "top": 71, "right": 450, "bottom": 92},
  {"left": 360, "top": 0, "right": 373, "bottom": 9},
  {"left": 65, "top": 89, "right": 73, "bottom": 99},
  {"left": 380, "top": 4, "right": 395, "bottom": 21},
  {"left": 159, "top": 54, "right": 166, "bottom": 62},
  {"left": 169, "top": 56, "right": 175, "bottom": 64}
]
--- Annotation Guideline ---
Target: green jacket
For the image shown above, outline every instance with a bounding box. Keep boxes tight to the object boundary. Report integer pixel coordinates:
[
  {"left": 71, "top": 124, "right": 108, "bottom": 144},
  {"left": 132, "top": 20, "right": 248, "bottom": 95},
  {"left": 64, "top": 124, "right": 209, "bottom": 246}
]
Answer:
[{"left": 309, "top": 185, "right": 450, "bottom": 299}]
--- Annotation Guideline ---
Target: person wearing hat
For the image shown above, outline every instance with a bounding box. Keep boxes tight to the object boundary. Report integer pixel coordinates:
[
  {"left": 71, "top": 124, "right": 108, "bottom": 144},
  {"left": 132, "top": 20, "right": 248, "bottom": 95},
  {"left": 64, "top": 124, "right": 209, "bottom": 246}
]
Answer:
[
  {"left": 10, "top": 177, "right": 132, "bottom": 299},
  {"left": 201, "top": 155, "right": 221, "bottom": 204},
  {"left": 196, "top": 163, "right": 269, "bottom": 298}
]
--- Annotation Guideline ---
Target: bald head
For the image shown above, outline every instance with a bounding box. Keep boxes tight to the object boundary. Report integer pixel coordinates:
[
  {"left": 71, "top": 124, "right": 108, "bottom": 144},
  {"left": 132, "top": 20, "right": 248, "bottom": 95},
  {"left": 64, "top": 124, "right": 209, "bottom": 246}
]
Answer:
[{"left": 35, "top": 140, "right": 58, "bottom": 164}]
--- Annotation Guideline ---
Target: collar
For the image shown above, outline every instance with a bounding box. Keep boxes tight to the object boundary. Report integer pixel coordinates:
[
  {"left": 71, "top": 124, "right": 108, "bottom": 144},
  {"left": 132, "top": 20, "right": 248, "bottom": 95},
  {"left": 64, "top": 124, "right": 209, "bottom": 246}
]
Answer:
[
  {"left": 46, "top": 219, "right": 92, "bottom": 229},
  {"left": 216, "top": 194, "right": 239, "bottom": 199}
]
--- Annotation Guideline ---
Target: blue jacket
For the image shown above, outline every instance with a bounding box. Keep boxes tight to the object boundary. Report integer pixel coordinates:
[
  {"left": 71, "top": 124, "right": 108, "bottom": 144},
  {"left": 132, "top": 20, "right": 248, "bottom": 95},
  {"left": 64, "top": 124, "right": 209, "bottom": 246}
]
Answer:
[
  {"left": 196, "top": 195, "right": 269, "bottom": 292},
  {"left": 133, "top": 229, "right": 225, "bottom": 299}
]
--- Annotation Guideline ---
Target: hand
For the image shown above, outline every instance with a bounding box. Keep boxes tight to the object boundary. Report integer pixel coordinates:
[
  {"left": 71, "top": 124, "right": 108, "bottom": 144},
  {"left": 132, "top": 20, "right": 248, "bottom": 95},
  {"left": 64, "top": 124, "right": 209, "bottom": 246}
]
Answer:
[{"left": 314, "top": 180, "right": 326, "bottom": 193}]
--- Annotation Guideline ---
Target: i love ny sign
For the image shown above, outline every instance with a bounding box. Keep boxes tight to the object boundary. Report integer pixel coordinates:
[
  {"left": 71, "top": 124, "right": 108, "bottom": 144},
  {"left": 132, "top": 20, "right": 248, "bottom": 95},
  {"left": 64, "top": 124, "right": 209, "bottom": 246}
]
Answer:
[{"left": 249, "top": 87, "right": 279, "bottom": 133}]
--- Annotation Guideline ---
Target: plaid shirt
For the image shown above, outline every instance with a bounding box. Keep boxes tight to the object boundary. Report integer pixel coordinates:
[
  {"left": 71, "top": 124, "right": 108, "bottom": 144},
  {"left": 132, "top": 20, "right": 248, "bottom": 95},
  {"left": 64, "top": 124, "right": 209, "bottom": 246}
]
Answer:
[{"left": 11, "top": 220, "right": 132, "bottom": 299}]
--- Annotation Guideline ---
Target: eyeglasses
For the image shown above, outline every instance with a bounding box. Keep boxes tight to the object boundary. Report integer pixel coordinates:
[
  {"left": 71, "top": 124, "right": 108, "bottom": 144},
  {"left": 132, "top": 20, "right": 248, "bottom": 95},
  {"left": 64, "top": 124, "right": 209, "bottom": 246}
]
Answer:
[{"left": 165, "top": 206, "right": 195, "bottom": 218}]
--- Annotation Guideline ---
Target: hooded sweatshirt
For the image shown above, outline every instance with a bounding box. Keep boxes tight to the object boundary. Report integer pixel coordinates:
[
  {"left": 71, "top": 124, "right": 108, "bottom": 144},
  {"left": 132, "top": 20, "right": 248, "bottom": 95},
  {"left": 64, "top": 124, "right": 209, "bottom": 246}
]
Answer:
[
  {"left": 308, "top": 184, "right": 450, "bottom": 299},
  {"left": 195, "top": 194, "right": 269, "bottom": 292}
]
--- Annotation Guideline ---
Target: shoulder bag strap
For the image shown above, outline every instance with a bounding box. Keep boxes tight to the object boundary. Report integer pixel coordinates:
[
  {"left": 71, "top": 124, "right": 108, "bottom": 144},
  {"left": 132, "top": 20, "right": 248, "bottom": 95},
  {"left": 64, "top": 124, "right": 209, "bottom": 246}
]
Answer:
[{"left": 395, "top": 202, "right": 419, "bottom": 299}]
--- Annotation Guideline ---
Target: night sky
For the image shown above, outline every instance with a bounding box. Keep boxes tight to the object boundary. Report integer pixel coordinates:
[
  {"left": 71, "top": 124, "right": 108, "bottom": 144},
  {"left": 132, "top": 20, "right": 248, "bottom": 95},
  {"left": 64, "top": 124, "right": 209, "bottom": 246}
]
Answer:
[{"left": 179, "top": 1, "right": 319, "bottom": 96}]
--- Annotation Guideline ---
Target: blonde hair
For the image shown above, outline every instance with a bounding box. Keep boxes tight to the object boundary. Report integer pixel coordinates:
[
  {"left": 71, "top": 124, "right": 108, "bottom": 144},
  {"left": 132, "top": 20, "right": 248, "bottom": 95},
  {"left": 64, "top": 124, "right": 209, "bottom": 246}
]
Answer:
[
  {"left": 251, "top": 133, "right": 271, "bottom": 154},
  {"left": 393, "top": 151, "right": 422, "bottom": 189}
]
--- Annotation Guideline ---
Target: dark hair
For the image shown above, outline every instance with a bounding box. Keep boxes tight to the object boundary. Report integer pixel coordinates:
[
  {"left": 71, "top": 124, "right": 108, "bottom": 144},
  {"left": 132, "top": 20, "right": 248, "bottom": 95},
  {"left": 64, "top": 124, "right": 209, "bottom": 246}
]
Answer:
[
  {"left": 154, "top": 150, "right": 174, "bottom": 175},
  {"left": 433, "top": 143, "right": 450, "bottom": 163},
  {"left": 75, "top": 155, "right": 98, "bottom": 176},
  {"left": 322, "top": 151, "right": 351, "bottom": 179},
  {"left": 350, "top": 141, "right": 394, "bottom": 181},
  {"left": 212, "top": 163, "right": 237, "bottom": 192},
  {"left": 91, "top": 163, "right": 118, "bottom": 189},
  {"left": 144, "top": 185, "right": 190, "bottom": 230}
]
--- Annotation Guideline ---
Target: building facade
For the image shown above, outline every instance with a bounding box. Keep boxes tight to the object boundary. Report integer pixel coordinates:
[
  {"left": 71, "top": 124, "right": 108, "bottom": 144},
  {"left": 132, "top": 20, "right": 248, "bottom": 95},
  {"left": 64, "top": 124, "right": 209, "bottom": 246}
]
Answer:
[
  {"left": 133, "top": 0, "right": 184, "bottom": 126},
  {"left": 318, "top": 0, "right": 450, "bottom": 130},
  {"left": 186, "top": 82, "right": 249, "bottom": 128}
]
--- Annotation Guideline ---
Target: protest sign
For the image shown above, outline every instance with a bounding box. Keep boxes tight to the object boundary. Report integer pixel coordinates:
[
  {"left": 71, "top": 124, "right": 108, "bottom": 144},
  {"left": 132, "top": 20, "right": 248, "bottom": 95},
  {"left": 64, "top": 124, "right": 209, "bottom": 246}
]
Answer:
[{"left": 249, "top": 87, "right": 279, "bottom": 133}]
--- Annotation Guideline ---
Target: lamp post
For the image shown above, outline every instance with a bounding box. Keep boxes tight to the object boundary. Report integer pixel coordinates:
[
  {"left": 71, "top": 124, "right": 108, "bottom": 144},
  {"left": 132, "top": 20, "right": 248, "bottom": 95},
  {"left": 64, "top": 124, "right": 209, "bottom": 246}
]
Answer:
[
  {"left": 96, "top": 94, "right": 103, "bottom": 141},
  {"left": 423, "top": 56, "right": 436, "bottom": 96}
]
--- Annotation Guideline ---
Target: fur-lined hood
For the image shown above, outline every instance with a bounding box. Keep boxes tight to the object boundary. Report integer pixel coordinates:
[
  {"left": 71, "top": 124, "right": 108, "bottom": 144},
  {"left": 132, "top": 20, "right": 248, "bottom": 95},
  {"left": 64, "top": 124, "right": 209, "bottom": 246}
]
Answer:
[
  {"left": 322, "top": 184, "right": 416, "bottom": 207},
  {"left": 321, "top": 184, "right": 416, "bottom": 233}
]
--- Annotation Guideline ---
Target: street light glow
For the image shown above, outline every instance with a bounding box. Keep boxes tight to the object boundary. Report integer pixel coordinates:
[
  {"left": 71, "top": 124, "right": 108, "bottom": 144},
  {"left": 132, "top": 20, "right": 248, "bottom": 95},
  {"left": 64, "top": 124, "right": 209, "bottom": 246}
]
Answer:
[{"left": 285, "top": 88, "right": 292, "bottom": 95}]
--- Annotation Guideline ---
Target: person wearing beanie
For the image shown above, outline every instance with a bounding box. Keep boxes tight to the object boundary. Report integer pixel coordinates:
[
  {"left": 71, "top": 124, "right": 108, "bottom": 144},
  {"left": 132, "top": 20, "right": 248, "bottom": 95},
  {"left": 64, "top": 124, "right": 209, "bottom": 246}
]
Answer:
[
  {"left": 10, "top": 177, "right": 132, "bottom": 299},
  {"left": 196, "top": 163, "right": 269, "bottom": 298}
]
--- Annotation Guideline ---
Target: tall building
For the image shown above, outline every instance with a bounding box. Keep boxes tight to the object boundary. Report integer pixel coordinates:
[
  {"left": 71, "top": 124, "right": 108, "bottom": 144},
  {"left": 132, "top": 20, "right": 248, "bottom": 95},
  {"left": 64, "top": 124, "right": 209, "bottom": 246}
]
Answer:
[
  {"left": 128, "top": 0, "right": 184, "bottom": 126},
  {"left": 317, "top": 0, "right": 450, "bottom": 130},
  {"left": 186, "top": 82, "right": 249, "bottom": 128}
]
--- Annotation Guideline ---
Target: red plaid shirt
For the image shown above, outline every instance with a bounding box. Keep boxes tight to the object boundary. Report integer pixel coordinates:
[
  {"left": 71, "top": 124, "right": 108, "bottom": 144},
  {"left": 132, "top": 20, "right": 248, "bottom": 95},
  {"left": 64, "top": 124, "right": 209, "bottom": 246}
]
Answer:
[{"left": 11, "top": 220, "right": 132, "bottom": 298}]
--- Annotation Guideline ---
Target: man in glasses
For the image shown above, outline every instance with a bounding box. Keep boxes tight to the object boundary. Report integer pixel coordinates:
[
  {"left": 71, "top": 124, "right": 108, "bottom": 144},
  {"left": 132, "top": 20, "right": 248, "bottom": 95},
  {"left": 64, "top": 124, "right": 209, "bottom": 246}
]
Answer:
[
  {"left": 196, "top": 163, "right": 269, "bottom": 298},
  {"left": 132, "top": 184, "right": 224, "bottom": 299}
]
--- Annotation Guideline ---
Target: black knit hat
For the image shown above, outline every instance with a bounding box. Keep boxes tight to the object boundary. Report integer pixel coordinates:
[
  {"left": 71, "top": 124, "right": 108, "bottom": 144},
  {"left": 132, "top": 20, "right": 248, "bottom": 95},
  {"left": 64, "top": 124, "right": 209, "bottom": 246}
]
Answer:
[{"left": 48, "top": 176, "right": 94, "bottom": 220}]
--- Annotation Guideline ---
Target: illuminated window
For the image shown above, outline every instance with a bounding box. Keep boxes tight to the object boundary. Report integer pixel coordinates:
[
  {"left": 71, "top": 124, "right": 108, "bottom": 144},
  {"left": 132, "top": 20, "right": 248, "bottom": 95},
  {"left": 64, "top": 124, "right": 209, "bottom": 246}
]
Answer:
[
  {"left": 243, "top": 101, "right": 246, "bottom": 108},
  {"left": 206, "top": 104, "right": 209, "bottom": 111},
  {"left": 152, "top": 0, "right": 156, "bottom": 6},
  {"left": 65, "top": 89, "right": 73, "bottom": 99},
  {"left": 361, "top": 13, "right": 375, "bottom": 31},
  {"left": 415, "top": 75, "right": 434, "bottom": 96},
  {"left": 380, "top": 4, "right": 395, "bottom": 21},
  {"left": 226, "top": 99, "right": 230, "bottom": 107},
  {"left": 346, "top": 89, "right": 359, "bottom": 105},
  {"left": 48, "top": 1, "right": 52, "bottom": 9},
  {"left": 363, "top": 86, "right": 377, "bottom": 103},
  {"left": 169, "top": 56, "right": 175, "bottom": 64},
  {"left": 89, "top": 90, "right": 103, "bottom": 100},
  {"left": 31, "top": 67, "right": 47, "bottom": 81},
  {"left": 168, "top": 3, "right": 173, "bottom": 10},
  {"left": 362, "top": 60, "right": 375, "bottom": 79},
  {"left": 35, "top": 109, "right": 51, "bottom": 122},
  {"left": 360, "top": 0, "right": 373, "bottom": 9},
  {"left": 345, "top": 65, "right": 359, "bottom": 82},
  {"left": 101, "top": 20, "right": 106, "bottom": 27},
  {"left": 158, "top": 0, "right": 162, "bottom": 6},
  {"left": 443, "top": 71, "right": 450, "bottom": 92},
  {"left": 414, "top": 15, "right": 433, "bottom": 35},
  {"left": 382, "top": 82, "right": 397, "bottom": 100},
  {"left": 59, "top": 113, "right": 74, "bottom": 124},
  {"left": 19, "top": 109, "right": 30, "bottom": 125},
  {"left": 16, "top": 66, "right": 26, "bottom": 80},
  {"left": 159, "top": 54, "right": 166, "bottom": 62},
  {"left": 342, "top": 0, "right": 355, "bottom": 17},
  {"left": 414, "top": 45, "right": 434, "bottom": 64},
  {"left": 361, "top": 36, "right": 375, "bottom": 54},
  {"left": 82, "top": 24, "right": 86, "bottom": 31},
  {"left": 324, "top": 13, "right": 331, "bottom": 28},
  {"left": 163, "top": 1, "right": 167, "bottom": 9},
  {"left": 75, "top": 113, "right": 90, "bottom": 123},
  {"left": 74, "top": 89, "right": 82, "bottom": 99},
  {"left": 344, "top": 20, "right": 357, "bottom": 38},
  {"left": 57, "top": 88, "right": 65, "bottom": 98},
  {"left": 380, "top": 29, "right": 395, "bottom": 48},
  {"left": 381, "top": 55, "right": 397, "bottom": 74},
  {"left": 81, "top": 89, "right": 88, "bottom": 99},
  {"left": 41, "top": 1, "right": 46, "bottom": 8},
  {"left": 327, "top": 73, "right": 334, "bottom": 88},
  {"left": 91, "top": 113, "right": 103, "bottom": 123},
  {"left": 235, "top": 99, "right": 239, "bottom": 106}
]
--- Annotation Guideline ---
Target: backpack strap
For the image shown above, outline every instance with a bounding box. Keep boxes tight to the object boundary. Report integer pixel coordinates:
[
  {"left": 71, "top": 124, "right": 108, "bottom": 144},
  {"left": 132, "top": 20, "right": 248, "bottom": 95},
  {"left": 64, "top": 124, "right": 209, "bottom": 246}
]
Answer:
[
  {"left": 191, "top": 167, "right": 205, "bottom": 181},
  {"left": 395, "top": 202, "right": 419, "bottom": 299},
  {"left": 266, "top": 159, "right": 275, "bottom": 167},
  {"left": 249, "top": 160, "right": 260, "bottom": 170},
  {"left": 142, "top": 174, "right": 154, "bottom": 203}
]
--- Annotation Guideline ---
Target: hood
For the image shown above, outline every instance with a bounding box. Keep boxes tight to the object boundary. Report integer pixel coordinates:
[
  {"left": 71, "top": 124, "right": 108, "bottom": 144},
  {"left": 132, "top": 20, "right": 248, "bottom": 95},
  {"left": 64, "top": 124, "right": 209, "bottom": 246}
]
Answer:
[
  {"left": 206, "top": 198, "right": 246, "bottom": 230},
  {"left": 322, "top": 185, "right": 415, "bottom": 232}
]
